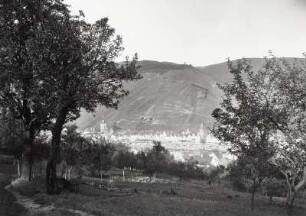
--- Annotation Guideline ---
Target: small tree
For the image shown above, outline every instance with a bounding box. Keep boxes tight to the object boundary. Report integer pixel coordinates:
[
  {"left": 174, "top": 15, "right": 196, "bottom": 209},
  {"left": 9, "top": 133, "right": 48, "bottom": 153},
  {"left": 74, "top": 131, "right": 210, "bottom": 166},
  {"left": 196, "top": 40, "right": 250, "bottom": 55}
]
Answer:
[
  {"left": 31, "top": 136, "right": 50, "bottom": 178},
  {"left": 265, "top": 177, "right": 287, "bottom": 204},
  {"left": 208, "top": 165, "right": 225, "bottom": 184},
  {"left": 228, "top": 154, "right": 275, "bottom": 211},
  {"left": 135, "top": 151, "right": 147, "bottom": 170},
  {"left": 255, "top": 57, "right": 306, "bottom": 208},
  {"left": 168, "top": 159, "right": 206, "bottom": 180},
  {"left": 211, "top": 59, "right": 282, "bottom": 211},
  {"left": 145, "top": 141, "right": 172, "bottom": 177},
  {"left": 114, "top": 149, "right": 137, "bottom": 170},
  {"left": 271, "top": 137, "right": 306, "bottom": 207},
  {"left": 61, "top": 125, "right": 88, "bottom": 180},
  {"left": 91, "top": 139, "right": 115, "bottom": 184}
]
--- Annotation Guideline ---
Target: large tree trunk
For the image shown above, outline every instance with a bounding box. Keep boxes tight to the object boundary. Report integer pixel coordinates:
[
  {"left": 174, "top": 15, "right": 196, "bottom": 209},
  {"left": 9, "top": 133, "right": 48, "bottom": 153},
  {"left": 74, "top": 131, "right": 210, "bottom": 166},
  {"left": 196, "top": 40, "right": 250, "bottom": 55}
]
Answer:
[
  {"left": 269, "top": 196, "right": 273, "bottom": 204},
  {"left": 21, "top": 129, "right": 35, "bottom": 181},
  {"left": 46, "top": 133, "right": 61, "bottom": 194},
  {"left": 250, "top": 180, "right": 257, "bottom": 212},
  {"left": 46, "top": 106, "right": 68, "bottom": 194},
  {"left": 283, "top": 167, "right": 306, "bottom": 210},
  {"left": 16, "top": 158, "right": 21, "bottom": 176},
  {"left": 286, "top": 196, "right": 295, "bottom": 216},
  {"left": 46, "top": 157, "right": 56, "bottom": 194},
  {"left": 68, "top": 166, "right": 72, "bottom": 180},
  {"left": 286, "top": 191, "right": 296, "bottom": 209},
  {"left": 251, "top": 191, "right": 255, "bottom": 212},
  {"left": 20, "top": 156, "right": 29, "bottom": 180}
]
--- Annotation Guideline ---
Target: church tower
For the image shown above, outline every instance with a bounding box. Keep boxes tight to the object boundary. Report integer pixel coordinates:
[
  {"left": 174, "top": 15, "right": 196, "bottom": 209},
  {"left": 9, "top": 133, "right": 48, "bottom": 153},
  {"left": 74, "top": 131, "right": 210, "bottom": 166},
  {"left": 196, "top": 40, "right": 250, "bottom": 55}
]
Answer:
[{"left": 100, "top": 119, "right": 107, "bottom": 133}]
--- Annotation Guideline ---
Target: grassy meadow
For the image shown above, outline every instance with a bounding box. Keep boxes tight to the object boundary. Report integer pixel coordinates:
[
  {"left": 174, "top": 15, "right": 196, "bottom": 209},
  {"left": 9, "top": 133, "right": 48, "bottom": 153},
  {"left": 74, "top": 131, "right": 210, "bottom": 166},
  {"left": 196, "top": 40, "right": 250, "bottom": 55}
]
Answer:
[{"left": 11, "top": 171, "right": 306, "bottom": 216}]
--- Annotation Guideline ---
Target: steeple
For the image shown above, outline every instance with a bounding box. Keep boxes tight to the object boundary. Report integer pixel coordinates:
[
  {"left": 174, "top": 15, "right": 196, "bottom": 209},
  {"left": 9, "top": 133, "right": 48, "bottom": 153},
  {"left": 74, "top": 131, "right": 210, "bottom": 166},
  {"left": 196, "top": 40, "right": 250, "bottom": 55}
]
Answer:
[{"left": 100, "top": 118, "right": 107, "bottom": 133}]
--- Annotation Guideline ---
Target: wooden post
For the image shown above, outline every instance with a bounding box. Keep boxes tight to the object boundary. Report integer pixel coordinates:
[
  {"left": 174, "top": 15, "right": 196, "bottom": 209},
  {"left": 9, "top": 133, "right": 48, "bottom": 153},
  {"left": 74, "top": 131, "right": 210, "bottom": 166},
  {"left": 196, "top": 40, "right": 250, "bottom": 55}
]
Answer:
[
  {"left": 100, "top": 171, "right": 103, "bottom": 184},
  {"left": 17, "top": 159, "right": 20, "bottom": 176}
]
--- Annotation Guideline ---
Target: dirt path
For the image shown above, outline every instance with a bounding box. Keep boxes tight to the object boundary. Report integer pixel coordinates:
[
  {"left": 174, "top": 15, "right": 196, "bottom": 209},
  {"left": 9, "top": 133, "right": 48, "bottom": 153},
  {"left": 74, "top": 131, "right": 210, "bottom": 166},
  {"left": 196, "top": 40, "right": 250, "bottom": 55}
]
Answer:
[
  {"left": 0, "top": 173, "right": 27, "bottom": 216},
  {"left": 6, "top": 184, "right": 94, "bottom": 216},
  {"left": 0, "top": 154, "right": 93, "bottom": 216}
]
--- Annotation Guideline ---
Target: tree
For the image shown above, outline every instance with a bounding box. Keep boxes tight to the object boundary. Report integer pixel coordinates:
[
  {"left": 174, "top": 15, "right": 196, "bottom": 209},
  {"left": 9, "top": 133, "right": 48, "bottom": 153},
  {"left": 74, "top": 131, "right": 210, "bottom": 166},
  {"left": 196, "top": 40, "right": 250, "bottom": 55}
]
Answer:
[
  {"left": 26, "top": 3, "right": 141, "bottom": 193},
  {"left": 145, "top": 141, "right": 172, "bottom": 177},
  {"left": 168, "top": 159, "right": 206, "bottom": 180},
  {"left": 228, "top": 154, "right": 275, "bottom": 211},
  {"left": 271, "top": 137, "right": 306, "bottom": 208},
  {"left": 211, "top": 59, "right": 282, "bottom": 211},
  {"left": 135, "top": 150, "right": 147, "bottom": 170},
  {"left": 31, "top": 135, "right": 50, "bottom": 178},
  {"left": 265, "top": 57, "right": 306, "bottom": 208},
  {"left": 168, "top": 161, "right": 186, "bottom": 180},
  {"left": 208, "top": 165, "right": 225, "bottom": 183},
  {"left": 0, "top": 0, "right": 140, "bottom": 189},
  {"left": 264, "top": 176, "right": 287, "bottom": 204},
  {"left": 0, "top": 0, "right": 139, "bottom": 191},
  {"left": 114, "top": 149, "right": 137, "bottom": 170},
  {"left": 0, "top": 0, "right": 63, "bottom": 181},
  {"left": 0, "top": 109, "right": 24, "bottom": 176},
  {"left": 61, "top": 125, "right": 89, "bottom": 180},
  {"left": 91, "top": 139, "right": 115, "bottom": 184},
  {"left": 230, "top": 56, "right": 306, "bottom": 208}
]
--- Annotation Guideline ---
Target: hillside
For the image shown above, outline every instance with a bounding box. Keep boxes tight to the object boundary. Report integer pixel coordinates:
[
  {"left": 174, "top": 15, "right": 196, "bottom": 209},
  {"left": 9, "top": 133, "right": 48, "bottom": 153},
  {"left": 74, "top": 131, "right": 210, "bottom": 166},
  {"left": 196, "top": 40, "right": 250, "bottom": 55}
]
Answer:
[{"left": 75, "top": 58, "right": 304, "bottom": 134}]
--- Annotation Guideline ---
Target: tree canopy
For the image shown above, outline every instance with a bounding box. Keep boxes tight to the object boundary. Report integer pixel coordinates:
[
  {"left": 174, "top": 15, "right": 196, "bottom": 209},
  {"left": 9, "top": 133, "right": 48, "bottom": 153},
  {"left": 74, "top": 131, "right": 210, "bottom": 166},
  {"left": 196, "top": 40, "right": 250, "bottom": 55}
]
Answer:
[
  {"left": 212, "top": 57, "right": 306, "bottom": 209},
  {"left": 0, "top": 0, "right": 140, "bottom": 192}
]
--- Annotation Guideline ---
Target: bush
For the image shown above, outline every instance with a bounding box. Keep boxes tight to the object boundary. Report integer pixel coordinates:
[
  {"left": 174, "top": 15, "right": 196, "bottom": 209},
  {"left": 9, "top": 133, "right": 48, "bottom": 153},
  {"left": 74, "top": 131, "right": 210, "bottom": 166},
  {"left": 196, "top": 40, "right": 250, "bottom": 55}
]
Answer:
[{"left": 265, "top": 178, "right": 287, "bottom": 198}]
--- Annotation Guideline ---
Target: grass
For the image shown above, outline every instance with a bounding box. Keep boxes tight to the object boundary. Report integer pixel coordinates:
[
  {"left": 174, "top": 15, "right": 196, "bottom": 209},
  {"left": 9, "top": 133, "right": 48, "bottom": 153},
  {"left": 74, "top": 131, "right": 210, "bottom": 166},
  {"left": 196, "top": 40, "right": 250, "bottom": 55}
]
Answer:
[
  {"left": 10, "top": 175, "right": 306, "bottom": 216},
  {"left": 0, "top": 164, "right": 27, "bottom": 216}
]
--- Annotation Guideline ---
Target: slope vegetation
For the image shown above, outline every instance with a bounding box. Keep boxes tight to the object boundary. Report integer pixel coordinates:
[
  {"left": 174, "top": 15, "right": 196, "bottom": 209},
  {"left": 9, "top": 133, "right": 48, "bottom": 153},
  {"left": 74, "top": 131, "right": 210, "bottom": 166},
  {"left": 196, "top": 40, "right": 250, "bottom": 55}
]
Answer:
[{"left": 76, "top": 58, "right": 304, "bottom": 134}]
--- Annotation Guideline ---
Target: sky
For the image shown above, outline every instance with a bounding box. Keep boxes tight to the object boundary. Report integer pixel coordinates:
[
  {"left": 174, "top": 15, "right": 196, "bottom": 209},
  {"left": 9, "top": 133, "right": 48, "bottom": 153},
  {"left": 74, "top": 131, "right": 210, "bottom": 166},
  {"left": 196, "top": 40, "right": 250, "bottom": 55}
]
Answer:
[{"left": 65, "top": 0, "right": 306, "bottom": 66}]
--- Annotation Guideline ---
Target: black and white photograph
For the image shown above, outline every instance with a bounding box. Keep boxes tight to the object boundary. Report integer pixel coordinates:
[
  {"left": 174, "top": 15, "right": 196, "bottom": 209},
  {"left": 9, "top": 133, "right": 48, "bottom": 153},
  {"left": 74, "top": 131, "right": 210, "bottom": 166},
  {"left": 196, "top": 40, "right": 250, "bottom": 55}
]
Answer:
[{"left": 0, "top": 0, "right": 306, "bottom": 215}]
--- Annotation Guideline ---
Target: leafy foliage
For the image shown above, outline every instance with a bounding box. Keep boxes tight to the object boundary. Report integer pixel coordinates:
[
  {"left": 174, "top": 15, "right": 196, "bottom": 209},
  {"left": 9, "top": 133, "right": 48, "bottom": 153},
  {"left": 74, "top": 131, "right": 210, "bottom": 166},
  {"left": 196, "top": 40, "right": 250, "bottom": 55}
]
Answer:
[
  {"left": 91, "top": 139, "right": 115, "bottom": 174},
  {"left": 264, "top": 57, "right": 306, "bottom": 207},
  {"left": 145, "top": 141, "right": 173, "bottom": 176},
  {"left": 114, "top": 148, "right": 138, "bottom": 170},
  {"left": 0, "top": 109, "right": 24, "bottom": 157},
  {"left": 211, "top": 58, "right": 286, "bottom": 210}
]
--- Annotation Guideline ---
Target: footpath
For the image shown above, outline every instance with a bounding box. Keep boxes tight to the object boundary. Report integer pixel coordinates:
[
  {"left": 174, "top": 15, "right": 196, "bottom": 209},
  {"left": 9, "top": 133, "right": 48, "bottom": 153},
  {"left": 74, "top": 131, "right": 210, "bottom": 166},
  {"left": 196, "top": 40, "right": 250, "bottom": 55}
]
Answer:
[{"left": 0, "top": 154, "right": 27, "bottom": 216}]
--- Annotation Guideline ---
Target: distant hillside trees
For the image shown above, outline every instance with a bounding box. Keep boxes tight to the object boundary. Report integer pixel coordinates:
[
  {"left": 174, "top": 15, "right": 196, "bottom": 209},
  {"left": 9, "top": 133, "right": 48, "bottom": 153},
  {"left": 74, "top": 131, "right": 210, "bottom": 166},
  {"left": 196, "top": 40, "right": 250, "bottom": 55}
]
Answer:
[
  {"left": 111, "top": 141, "right": 208, "bottom": 180},
  {"left": 212, "top": 56, "right": 306, "bottom": 210}
]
